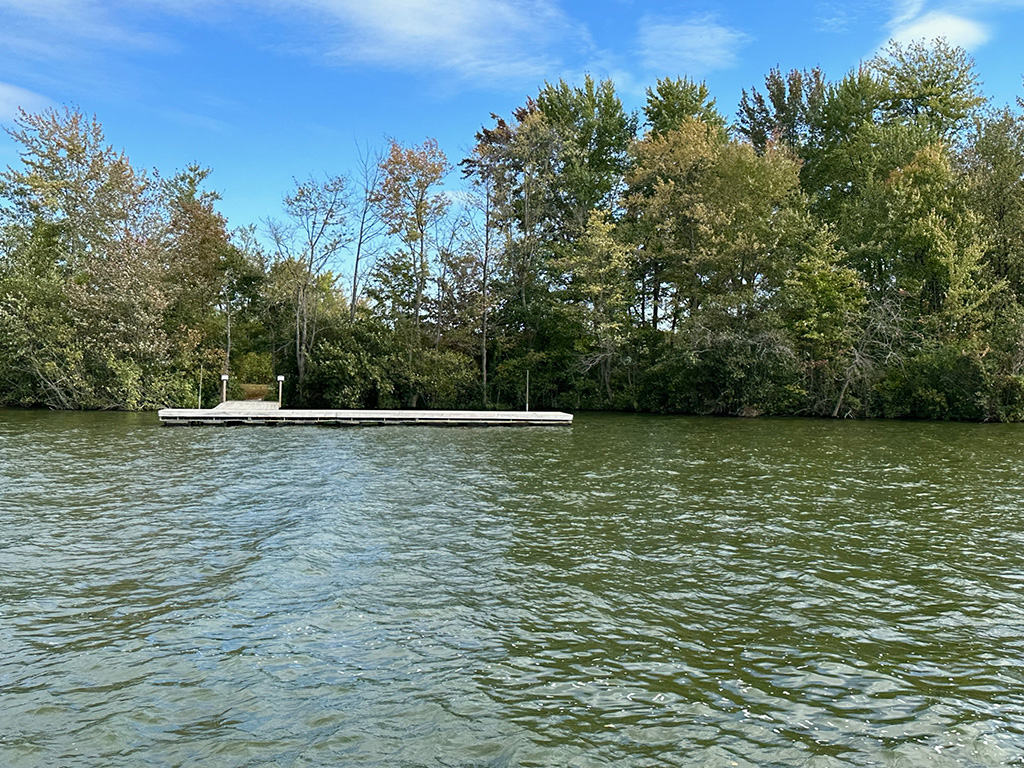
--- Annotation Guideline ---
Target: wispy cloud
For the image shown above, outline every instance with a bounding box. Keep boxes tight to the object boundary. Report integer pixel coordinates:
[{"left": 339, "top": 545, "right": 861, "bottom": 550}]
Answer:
[
  {"left": 0, "top": 0, "right": 593, "bottom": 96},
  {"left": 0, "top": 0, "right": 585, "bottom": 88},
  {"left": 636, "top": 14, "right": 751, "bottom": 77},
  {"left": 0, "top": 81, "right": 52, "bottom": 122},
  {"left": 814, "top": 6, "right": 854, "bottom": 33},
  {"left": 254, "top": 0, "right": 590, "bottom": 87},
  {"left": 890, "top": 0, "right": 928, "bottom": 28},
  {"left": 0, "top": 0, "right": 172, "bottom": 61}
]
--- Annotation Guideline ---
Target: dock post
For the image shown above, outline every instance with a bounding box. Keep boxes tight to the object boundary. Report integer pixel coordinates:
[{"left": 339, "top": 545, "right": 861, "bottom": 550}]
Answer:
[
  {"left": 526, "top": 369, "right": 530, "bottom": 412},
  {"left": 277, "top": 375, "right": 285, "bottom": 407},
  {"left": 221, "top": 373, "right": 229, "bottom": 403}
]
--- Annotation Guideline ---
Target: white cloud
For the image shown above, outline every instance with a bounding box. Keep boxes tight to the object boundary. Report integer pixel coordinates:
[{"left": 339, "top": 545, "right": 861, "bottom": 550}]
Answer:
[
  {"left": 0, "top": 0, "right": 172, "bottom": 59},
  {"left": 890, "top": 0, "right": 928, "bottom": 27},
  {"left": 0, "top": 81, "right": 52, "bottom": 122},
  {"left": 636, "top": 15, "right": 751, "bottom": 77},
  {"left": 889, "top": 9, "right": 990, "bottom": 49},
  {"left": 0, "top": 0, "right": 589, "bottom": 90},
  {"left": 257, "top": 0, "right": 589, "bottom": 86}
]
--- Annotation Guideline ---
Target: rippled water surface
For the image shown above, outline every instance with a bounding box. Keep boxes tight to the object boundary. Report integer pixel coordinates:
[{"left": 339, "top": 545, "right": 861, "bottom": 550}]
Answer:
[{"left": 3, "top": 410, "right": 1024, "bottom": 766}]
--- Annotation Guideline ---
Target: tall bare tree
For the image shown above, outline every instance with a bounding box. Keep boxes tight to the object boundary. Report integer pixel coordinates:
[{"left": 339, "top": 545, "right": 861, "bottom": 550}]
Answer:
[
  {"left": 266, "top": 175, "right": 348, "bottom": 398},
  {"left": 349, "top": 142, "right": 387, "bottom": 321}
]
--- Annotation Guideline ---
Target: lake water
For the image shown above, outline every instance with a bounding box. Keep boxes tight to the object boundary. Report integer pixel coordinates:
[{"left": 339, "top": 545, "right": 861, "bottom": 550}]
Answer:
[{"left": 3, "top": 410, "right": 1024, "bottom": 766}]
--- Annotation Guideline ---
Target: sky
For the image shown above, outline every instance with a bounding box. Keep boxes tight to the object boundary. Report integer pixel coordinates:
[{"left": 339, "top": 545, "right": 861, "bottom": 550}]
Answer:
[{"left": 1, "top": 0, "right": 1023, "bottom": 234}]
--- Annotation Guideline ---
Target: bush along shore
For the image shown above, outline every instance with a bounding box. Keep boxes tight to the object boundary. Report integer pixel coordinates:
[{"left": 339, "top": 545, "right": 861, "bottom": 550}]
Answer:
[{"left": 3, "top": 40, "right": 1024, "bottom": 420}]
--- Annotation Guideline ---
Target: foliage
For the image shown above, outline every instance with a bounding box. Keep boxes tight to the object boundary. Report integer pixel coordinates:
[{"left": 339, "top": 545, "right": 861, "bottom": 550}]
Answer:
[
  {"left": 738, "top": 66, "right": 827, "bottom": 155},
  {"left": 645, "top": 76, "right": 727, "bottom": 137},
  {"left": 874, "top": 345, "right": 988, "bottom": 420},
  {"left": 5, "top": 40, "right": 1024, "bottom": 421},
  {"left": 870, "top": 39, "right": 986, "bottom": 139}
]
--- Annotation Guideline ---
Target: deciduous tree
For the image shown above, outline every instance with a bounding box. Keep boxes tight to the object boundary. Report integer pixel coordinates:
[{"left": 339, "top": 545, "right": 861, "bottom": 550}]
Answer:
[{"left": 266, "top": 174, "right": 348, "bottom": 399}]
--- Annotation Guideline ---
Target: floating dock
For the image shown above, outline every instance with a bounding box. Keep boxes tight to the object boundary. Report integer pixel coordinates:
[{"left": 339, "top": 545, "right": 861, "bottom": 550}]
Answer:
[{"left": 158, "top": 401, "right": 573, "bottom": 427}]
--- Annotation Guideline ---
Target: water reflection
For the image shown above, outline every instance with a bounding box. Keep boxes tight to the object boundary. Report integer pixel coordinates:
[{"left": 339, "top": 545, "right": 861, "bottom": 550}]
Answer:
[{"left": 2, "top": 410, "right": 1024, "bottom": 765}]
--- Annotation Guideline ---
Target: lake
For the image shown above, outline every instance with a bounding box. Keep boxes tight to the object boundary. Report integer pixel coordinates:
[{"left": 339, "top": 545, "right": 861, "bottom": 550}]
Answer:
[{"left": 2, "top": 410, "right": 1024, "bottom": 766}]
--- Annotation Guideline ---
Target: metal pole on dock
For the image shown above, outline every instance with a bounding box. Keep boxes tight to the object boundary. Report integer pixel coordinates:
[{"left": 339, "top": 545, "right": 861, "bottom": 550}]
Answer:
[
  {"left": 526, "top": 370, "right": 530, "bottom": 412},
  {"left": 221, "top": 374, "right": 229, "bottom": 403},
  {"left": 277, "top": 375, "right": 285, "bottom": 407}
]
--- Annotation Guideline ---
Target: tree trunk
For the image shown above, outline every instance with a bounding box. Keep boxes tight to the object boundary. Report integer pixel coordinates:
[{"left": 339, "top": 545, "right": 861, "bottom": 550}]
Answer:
[
  {"left": 295, "top": 284, "right": 306, "bottom": 396},
  {"left": 224, "top": 303, "right": 232, "bottom": 374},
  {"left": 832, "top": 375, "right": 851, "bottom": 418},
  {"left": 482, "top": 187, "right": 491, "bottom": 406}
]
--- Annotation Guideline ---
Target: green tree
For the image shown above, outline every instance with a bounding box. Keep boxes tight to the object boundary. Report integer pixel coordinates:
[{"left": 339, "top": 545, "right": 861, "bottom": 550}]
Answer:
[
  {"left": 628, "top": 120, "right": 803, "bottom": 322},
  {"left": 564, "top": 211, "right": 633, "bottom": 402},
  {"left": 737, "top": 66, "right": 827, "bottom": 154},
  {"left": 644, "top": 76, "right": 726, "bottom": 137},
  {"left": 779, "top": 224, "right": 866, "bottom": 414},
  {"left": 0, "top": 106, "right": 181, "bottom": 409},
  {"left": 160, "top": 164, "right": 236, "bottom": 379},
  {"left": 627, "top": 119, "right": 805, "bottom": 414},
  {"left": 367, "top": 138, "right": 451, "bottom": 406},
  {"left": 966, "top": 108, "right": 1024, "bottom": 295},
  {"left": 535, "top": 76, "right": 637, "bottom": 236},
  {"left": 870, "top": 38, "right": 986, "bottom": 139}
]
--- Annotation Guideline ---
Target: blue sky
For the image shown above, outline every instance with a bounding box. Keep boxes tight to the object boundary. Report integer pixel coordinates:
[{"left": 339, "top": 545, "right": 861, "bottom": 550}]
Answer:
[{"left": 1, "top": 0, "right": 1023, "bottom": 234}]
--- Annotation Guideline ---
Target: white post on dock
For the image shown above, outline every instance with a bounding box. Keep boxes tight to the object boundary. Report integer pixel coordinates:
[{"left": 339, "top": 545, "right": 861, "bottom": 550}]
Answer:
[
  {"left": 526, "top": 369, "right": 530, "bottom": 412},
  {"left": 277, "top": 375, "right": 285, "bottom": 407},
  {"left": 221, "top": 373, "right": 229, "bottom": 404}
]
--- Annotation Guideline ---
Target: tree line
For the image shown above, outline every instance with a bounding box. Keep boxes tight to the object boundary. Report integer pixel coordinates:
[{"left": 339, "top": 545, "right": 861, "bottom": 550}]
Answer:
[{"left": 3, "top": 39, "right": 1024, "bottom": 419}]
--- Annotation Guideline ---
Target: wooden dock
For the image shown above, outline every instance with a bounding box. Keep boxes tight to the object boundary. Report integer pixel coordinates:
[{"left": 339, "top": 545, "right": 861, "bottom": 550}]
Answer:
[{"left": 158, "top": 401, "right": 573, "bottom": 427}]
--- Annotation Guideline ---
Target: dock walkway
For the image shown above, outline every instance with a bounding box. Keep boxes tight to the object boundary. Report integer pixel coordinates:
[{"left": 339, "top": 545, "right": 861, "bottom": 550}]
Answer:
[{"left": 159, "top": 401, "right": 572, "bottom": 427}]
